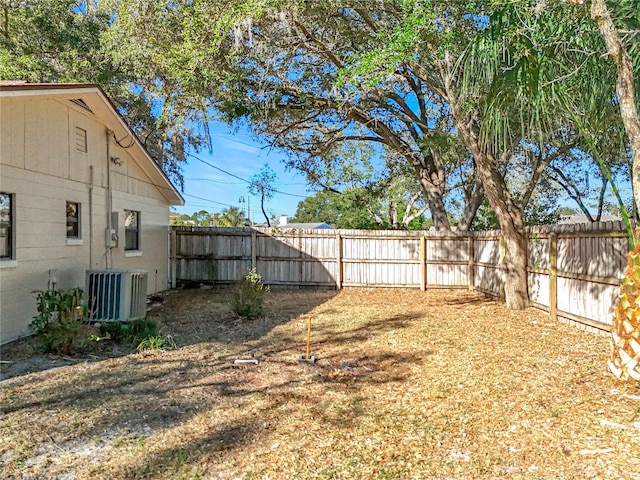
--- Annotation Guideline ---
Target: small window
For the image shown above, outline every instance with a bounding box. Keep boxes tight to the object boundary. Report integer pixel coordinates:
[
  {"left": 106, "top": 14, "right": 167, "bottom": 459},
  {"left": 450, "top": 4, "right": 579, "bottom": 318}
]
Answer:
[
  {"left": 66, "top": 201, "right": 80, "bottom": 239},
  {"left": 75, "top": 126, "right": 87, "bottom": 153},
  {"left": 0, "top": 192, "right": 14, "bottom": 259},
  {"left": 124, "top": 210, "right": 140, "bottom": 251}
]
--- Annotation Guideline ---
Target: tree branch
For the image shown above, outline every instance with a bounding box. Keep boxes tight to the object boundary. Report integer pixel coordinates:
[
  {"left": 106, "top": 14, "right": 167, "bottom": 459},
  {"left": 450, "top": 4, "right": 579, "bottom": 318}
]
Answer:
[
  {"left": 401, "top": 192, "right": 429, "bottom": 227},
  {"left": 293, "top": 20, "right": 345, "bottom": 69},
  {"left": 547, "top": 164, "right": 595, "bottom": 222},
  {"left": 521, "top": 140, "right": 579, "bottom": 210}
]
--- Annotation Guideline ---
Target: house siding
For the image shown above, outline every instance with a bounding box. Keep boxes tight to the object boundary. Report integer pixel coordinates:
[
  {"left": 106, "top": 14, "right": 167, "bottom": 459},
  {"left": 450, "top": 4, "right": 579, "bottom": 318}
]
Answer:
[{"left": 0, "top": 95, "right": 175, "bottom": 344}]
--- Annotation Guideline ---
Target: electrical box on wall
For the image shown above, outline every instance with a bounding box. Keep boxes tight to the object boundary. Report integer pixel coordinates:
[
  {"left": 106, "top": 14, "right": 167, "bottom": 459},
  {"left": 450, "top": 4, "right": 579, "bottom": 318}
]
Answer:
[
  {"left": 105, "top": 211, "right": 119, "bottom": 247},
  {"left": 105, "top": 228, "right": 118, "bottom": 247}
]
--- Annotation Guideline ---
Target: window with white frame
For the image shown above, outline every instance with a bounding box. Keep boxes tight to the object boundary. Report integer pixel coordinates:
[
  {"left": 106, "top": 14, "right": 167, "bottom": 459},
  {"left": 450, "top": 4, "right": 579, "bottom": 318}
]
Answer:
[
  {"left": 66, "top": 201, "right": 80, "bottom": 239},
  {"left": 124, "top": 210, "right": 140, "bottom": 251},
  {"left": 0, "top": 192, "right": 14, "bottom": 259}
]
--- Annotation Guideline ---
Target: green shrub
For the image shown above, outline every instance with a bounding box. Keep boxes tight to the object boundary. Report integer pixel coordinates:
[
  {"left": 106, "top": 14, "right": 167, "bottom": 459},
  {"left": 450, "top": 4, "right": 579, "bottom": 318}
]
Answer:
[
  {"left": 31, "top": 288, "right": 93, "bottom": 354},
  {"left": 137, "top": 334, "right": 176, "bottom": 352},
  {"left": 122, "top": 319, "right": 160, "bottom": 345},
  {"left": 231, "top": 268, "right": 269, "bottom": 318},
  {"left": 98, "top": 321, "right": 127, "bottom": 343},
  {"left": 98, "top": 318, "right": 161, "bottom": 346}
]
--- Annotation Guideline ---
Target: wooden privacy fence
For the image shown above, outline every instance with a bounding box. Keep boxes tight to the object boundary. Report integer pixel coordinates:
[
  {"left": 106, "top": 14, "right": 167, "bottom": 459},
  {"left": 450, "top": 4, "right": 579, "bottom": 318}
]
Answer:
[{"left": 170, "top": 221, "right": 629, "bottom": 333}]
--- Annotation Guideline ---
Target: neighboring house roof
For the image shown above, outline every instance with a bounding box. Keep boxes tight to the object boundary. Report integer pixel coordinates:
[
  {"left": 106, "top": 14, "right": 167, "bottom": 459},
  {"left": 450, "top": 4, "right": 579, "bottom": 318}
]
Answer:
[
  {"left": 254, "top": 215, "right": 333, "bottom": 229},
  {"left": 0, "top": 82, "right": 184, "bottom": 206},
  {"left": 254, "top": 222, "right": 333, "bottom": 229},
  {"left": 559, "top": 214, "right": 621, "bottom": 224},
  {"left": 281, "top": 222, "right": 333, "bottom": 229}
]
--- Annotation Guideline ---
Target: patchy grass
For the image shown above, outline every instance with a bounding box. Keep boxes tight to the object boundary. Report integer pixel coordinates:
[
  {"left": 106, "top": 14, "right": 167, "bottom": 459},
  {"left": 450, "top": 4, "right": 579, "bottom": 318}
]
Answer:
[{"left": 1, "top": 288, "right": 639, "bottom": 479}]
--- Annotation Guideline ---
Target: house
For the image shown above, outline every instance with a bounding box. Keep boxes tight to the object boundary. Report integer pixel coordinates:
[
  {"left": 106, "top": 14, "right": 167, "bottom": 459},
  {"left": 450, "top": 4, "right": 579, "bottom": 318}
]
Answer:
[
  {"left": 280, "top": 222, "right": 333, "bottom": 229},
  {"left": 559, "top": 214, "right": 622, "bottom": 224},
  {"left": 255, "top": 215, "right": 333, "bottom": 230},
  {"left": 0, "top": 82, "right": 184, "bottom": 344}
]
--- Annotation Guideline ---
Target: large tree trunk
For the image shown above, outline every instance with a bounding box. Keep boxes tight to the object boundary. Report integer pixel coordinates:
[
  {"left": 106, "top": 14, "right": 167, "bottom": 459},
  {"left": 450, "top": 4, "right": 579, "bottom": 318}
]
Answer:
[
  {"left": 591, "top": 0, "right": 640, "bottom": 216},
  {"left": 441, "top": 59, "right": 529, "bottom": 309},
  {"left": 499, "top": 213, "right": 529, "bottom": 310},
  {"left": 461, "top": 130, "right": 529, "bottom": 310},
  {"left": 418, "top": 175, "right": 450, "bottom": 230}
]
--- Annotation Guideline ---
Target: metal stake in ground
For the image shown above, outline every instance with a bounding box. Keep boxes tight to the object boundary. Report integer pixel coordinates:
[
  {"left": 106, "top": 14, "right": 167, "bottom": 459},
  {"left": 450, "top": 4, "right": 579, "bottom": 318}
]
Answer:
[{"left": 299, "top": 316, "right": 316, "bottom": 364}]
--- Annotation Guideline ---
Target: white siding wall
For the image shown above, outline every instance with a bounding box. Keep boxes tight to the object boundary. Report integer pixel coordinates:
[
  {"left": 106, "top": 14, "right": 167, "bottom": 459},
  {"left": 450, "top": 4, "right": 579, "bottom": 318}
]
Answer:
[{"left": 0, "top": 96, "right": 172, "bottom": 344}]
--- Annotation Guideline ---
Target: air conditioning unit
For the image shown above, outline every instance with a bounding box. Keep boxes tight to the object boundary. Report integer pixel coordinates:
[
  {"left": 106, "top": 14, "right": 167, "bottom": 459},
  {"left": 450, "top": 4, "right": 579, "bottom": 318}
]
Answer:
[{"left": 86, "top": 269, "right": 148, "bottom": 322}]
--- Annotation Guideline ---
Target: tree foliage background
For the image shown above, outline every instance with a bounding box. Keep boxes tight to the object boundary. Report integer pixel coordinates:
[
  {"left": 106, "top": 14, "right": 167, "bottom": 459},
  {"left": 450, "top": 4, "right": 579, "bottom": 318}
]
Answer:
[
  {"left": 2, "top": 0, "right": 636, "bottom": 229},
  {"left": 3, "top": 0, "right": 638, "bottom": 307}
]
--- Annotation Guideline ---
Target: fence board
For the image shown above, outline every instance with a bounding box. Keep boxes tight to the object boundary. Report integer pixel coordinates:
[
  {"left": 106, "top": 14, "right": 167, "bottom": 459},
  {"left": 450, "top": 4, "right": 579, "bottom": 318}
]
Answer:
[
  {"left": 528, "top": 271, "right": 549, "bottom": 306},
  {"left": 475, "top": 238, "right": 500, "bottom": 265}
]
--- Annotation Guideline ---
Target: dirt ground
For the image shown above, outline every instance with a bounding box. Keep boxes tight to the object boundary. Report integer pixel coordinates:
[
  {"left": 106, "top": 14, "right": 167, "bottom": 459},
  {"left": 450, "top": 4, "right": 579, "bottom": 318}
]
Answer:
[{"left": 1, "top": 287, "right": 639, "bottom": 480}]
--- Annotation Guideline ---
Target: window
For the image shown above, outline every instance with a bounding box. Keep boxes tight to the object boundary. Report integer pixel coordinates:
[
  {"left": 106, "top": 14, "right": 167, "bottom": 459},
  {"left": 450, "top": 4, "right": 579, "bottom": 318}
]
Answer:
[
  {"left": 66, "top": 202, "right": 80, "bottom": 239},
  {"left": 124, "top": 210, "right": 140, "bottom": 251},
  {"left": 0, "top": 192, "right": 14, "bottom": 259},
  {"left": 75, "top": 126, "right": 87, "bottom": 153}
]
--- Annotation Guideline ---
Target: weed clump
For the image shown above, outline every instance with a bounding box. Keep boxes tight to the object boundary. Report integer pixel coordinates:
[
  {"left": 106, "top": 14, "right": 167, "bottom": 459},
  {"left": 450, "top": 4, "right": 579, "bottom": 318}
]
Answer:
[
  {"left": 136, "top": 334, "right": 176, "bottom": 351},
  {"left": 99, "top": 319, "right": 174, "bottom": 351},
  {"left": 31, "top": 288, "right": 95, "bottom": 354},
  {"left": 231, "top": 268, "right": 269, "bottom": 318}
]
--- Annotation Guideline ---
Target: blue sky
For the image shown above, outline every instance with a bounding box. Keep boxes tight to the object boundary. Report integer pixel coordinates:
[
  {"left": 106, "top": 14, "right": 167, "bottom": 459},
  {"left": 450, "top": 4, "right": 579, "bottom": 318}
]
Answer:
[
  {"left": 172, "top": 122, "right": 635, "bottom": 224},
  {"left": 173, "top": 122, "right": 313, "bottom": 223}
]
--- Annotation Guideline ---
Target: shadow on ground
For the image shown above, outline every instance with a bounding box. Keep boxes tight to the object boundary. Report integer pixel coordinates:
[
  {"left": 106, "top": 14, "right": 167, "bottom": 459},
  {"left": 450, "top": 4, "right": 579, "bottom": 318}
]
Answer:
[
  {"left": 0, "top": 288, "right": 438, "bottom": 479},
  {"left": 0, "top": 286, "right": 338, "bottom": 381}
]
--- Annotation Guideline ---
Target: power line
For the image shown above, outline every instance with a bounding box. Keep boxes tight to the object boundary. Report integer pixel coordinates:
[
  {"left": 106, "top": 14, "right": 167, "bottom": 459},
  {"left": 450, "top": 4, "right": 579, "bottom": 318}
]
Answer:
[
  {"left": 182, "top": 193, "right": 238, "bottom": 209},
  {"left": 189, "top": 177, "right": 308, "bottom": 186},
  {"left": 187, "top": 152, "right": 309, "bottom": 198},
  {"left": 209, "top": 133, "right": 262, "bottom": 150},
  {"left": 188, "top": 178, "right": 247, "bottom": 185},
  {"left": 187, "top": 153, "right": 250, "bottom": 184},
  {"left": 272, "top": 189, "right": 307, "bottom": 198},
  {"left": 174, "top": 203, "right": 229, "bottom": 213}
]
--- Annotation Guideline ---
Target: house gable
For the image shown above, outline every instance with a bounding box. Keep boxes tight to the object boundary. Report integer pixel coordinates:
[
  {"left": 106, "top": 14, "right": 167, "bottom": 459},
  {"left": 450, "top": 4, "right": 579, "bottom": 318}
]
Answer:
[{"left": 0, "top": 83, "right": 184, "bottom": 206}]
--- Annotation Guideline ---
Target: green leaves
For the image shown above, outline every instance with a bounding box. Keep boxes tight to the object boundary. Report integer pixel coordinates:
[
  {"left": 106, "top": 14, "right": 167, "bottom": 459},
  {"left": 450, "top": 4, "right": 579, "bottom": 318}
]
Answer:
[
  {"left": 248, "top": 164, "right": 277, "bottom": 200},
  {"left": 217, "top": 206, "right": 248, "bottom": 227}
]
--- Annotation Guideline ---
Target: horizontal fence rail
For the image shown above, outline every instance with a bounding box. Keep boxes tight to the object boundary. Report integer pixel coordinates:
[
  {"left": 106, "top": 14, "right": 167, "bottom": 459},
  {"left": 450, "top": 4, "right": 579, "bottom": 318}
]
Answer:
[{"left": 170, "top": 221, "right": 629, "bottom": 334}]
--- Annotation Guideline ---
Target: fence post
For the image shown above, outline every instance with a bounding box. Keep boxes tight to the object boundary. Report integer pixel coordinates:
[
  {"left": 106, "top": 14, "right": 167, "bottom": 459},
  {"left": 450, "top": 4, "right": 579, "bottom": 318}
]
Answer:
[
  {"left": 549, "top": 232, "right": 558, "bottom": 322},
  {"left": 170, "top": 228, "right": 177, "bottom": 289},
  {"left": 468, "top": 236, "right": 474, "bottom": 291},
  {"left": 251, "top": 230, "right": 257, "bottom": 270},
  {"left": 336, "top": 233, "right": 343, "bottom": 289},
  {"left": 420, "top": 236, "right": 427, "bottom": 291}
]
